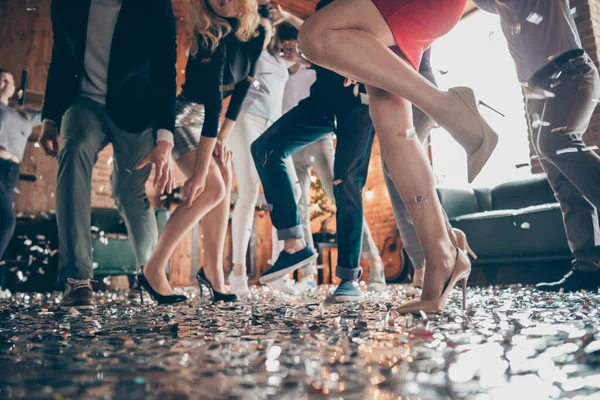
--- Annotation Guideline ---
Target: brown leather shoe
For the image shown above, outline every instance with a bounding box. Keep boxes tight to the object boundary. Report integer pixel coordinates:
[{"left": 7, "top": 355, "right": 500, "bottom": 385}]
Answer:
[{"left": 59, "top": 278, "right": 95, "bottom": 309}]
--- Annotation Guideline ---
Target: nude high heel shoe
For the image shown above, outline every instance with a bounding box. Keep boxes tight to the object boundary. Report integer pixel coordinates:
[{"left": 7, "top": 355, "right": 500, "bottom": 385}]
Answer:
[
  {"left": 446, "top": 87, "right": 499, "bottom": 184},
  {"left": 452, "top": 228, "right": 477, "bottom": 259},
  {"left": 397, "top": 249, "right": 471, "bottom": 314}
]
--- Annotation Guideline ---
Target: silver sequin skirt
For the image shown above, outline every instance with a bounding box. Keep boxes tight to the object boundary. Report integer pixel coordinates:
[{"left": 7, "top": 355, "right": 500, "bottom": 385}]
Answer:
[{"left": 173, "top": 95, "right": 205, "bottom": 160}]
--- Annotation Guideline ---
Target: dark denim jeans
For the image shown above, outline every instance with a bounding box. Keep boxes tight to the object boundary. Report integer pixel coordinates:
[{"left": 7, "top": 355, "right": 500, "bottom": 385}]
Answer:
[
  {"left": 0, "top": 158, "right": 19, "bottom": 261},
  {"left": 251, "top": 99, "right": 375, "bottom": 280}
]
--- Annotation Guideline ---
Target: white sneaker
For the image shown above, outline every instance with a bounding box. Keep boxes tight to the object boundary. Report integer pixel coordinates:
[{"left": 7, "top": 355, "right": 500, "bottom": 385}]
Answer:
[
  {"left": 267, "top": 276, "right": 300, "bottom": 295},
  {"left": 295, "top": 275, "right": 317, "bottom": 293},
  {"left": 368, "top": 261, "right": 387, "bottom": 292},
  {"left": 228, "top": 272, "right": 251, "bottom": 297}
]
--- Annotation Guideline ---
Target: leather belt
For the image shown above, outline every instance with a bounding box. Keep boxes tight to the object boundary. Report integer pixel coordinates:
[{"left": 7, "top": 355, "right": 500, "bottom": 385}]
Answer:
[{"left": 528, "top": 48, "right": 585, "bottom": 87}]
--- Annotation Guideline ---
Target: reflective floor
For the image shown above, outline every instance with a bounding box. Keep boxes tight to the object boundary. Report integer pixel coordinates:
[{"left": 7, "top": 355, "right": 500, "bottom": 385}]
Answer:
[{"left": 0, "top": 284, "right": 599, "bottom": 399}]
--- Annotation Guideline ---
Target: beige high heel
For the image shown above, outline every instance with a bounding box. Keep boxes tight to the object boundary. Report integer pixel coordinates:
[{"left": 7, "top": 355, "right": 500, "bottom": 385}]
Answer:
[
  {"left": 452, "top": 228, "right": 477, "bottom": 259},
  {"left": 446, "top": 87, "right": 499, "bottom": 184},
  {"left": 397, "top": 249, "right": 471, "bottom": 314}
]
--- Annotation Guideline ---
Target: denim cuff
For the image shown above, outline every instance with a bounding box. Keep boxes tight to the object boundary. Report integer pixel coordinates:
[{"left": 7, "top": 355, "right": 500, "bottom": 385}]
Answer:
[
  {"left": 336, "top": 266, "right": 363, "bottom": 281},
  {"left": 277, "top": 225, "right": 304, "bottom": 240}
]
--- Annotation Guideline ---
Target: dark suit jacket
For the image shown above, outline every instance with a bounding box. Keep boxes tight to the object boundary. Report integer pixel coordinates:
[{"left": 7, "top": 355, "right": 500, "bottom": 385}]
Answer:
[{"left": 42, "top": 0, "right": 177, "bottom": 134}]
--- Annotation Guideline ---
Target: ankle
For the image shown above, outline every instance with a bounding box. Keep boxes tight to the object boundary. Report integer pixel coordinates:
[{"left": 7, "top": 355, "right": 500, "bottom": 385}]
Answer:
[
  {"left": 283, "top": 238, "right": 306, "bottom": 254},
  {"left": 232, "top": 264, "right": 246, "bottom": 276}
]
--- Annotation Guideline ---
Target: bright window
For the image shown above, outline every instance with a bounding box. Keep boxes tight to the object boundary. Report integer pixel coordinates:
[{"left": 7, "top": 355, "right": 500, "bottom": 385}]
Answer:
[{"left": 429, "top": 10, "right": 536, "bottom": 188}]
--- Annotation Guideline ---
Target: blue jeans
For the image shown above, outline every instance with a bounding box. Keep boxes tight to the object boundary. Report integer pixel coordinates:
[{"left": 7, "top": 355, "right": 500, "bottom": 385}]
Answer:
[{"left": 251, "top": 100, "right": 375, "bottom": 280}]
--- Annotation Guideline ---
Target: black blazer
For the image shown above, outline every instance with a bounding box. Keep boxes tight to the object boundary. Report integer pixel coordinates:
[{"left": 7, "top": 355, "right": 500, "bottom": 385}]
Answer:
[{"left": 42, "top": 0, "right": 177, "bottom": 134}]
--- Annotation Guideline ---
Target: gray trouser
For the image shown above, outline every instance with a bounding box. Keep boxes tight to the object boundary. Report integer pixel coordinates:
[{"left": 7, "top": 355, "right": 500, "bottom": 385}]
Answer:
[
  {"left": 525, "top": 54, "right": 600, "bottom": 271},
  {"left": 381, "top": 102, "right": 453, "bottom": 270},
  {"left": 56, "top": 96, "right": 158, "bottom": 281},
  {"left": 293, "top": 135, "right": 380, "bottom": 275}
]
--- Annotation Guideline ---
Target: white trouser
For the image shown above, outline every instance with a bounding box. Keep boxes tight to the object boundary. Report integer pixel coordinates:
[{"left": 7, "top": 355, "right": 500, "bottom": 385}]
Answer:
[{"left": 230, "top": 112, "right": 300, "bottom": 266}]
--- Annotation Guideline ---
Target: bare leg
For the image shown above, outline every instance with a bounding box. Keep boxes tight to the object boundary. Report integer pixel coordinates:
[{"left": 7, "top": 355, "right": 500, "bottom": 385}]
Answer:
[
  {"left": 298, "top": 0, "right": 482, "bottom": 153},
  {"left": 367, "top": 85, "right": 455, "bottom": 300},
  {"left": 200, "top": 159, "right": 233, "bottom": 293},
  {"left": 142, "top": 151, "right": 226, "bottom": 295}
]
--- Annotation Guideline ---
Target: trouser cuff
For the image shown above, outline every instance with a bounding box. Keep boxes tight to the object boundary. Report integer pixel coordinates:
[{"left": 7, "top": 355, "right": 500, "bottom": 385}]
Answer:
[
  {"left": 336, "top": 266, "right": 363, "bottom": 281},
  {"left": 277, "top": 225, "right": 304, "bottom": 240},
  {"left": 300, "top": 263, "right": 318, "bottom": 275}
]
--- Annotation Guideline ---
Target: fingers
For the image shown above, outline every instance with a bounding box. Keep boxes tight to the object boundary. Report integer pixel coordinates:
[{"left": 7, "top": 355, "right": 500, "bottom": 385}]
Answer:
[
  {"left": 40, "top": 138, "right": 53, "bottom": 157},
  {"left": 51, "top": 137, "right": 60, "bottom": 157},
  {"left": 153, "top": 161, "right": 164, "bottom": 189},
  {"left": 135, "top": 155, "right": 150, "bottom": 170},
  {"left": 166, "top": 167, "right": 174, "bottom": 194},
  {"left": 187, "top": 186, "right": 198, "bottom": 208},
  {"left": 158, "top": 164, "right": 168, "bottom": 194}
]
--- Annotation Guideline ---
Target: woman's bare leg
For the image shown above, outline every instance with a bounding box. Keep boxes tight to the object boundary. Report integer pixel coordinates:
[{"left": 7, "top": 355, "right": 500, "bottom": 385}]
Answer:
[
  {"left": 298, "top": 0, "right": 482, "bottom": 153},
  {"left": 142, "top": 151, "right": 226, "bottom": 295},
  {"left": 200, "top": 160, "right": 233, "bottom": 293},
  {"left": 367, "top": 85, "right": 455, "bottom": 300}
]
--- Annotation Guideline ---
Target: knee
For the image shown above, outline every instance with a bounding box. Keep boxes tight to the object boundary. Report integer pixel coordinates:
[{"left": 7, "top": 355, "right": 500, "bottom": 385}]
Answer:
[
  {"left": 111, "top": 179, "right": 147, "bottom": 207},
  {"left": 250, "top": 137, "right": 266, "bottom": 166},
  {"left": 298, "top": 19, "right": 332, "bottom": 64},
  {"left": 369, "top": 94, "right": 410, "bottom": 135},
  {"left": 206, "top": 171, "right": 228, "bottom": 206},
  {"left": 332, "top": 175, "right": 364, "bottom": 212},
  {"left": 536, "top": 130, "right": 569, "bottom": 160}
]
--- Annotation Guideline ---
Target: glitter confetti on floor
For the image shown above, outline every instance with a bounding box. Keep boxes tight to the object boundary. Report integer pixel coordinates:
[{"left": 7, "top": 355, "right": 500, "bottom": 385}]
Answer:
[{"left": 0, "top": 285, "right": 599, "bottom": 399}]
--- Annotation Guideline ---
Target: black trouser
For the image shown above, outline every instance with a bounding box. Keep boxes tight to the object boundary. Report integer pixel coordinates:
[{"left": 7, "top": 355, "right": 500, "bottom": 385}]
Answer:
[
  {"left": 0, "top": 158, "right": 19, "bottom": 262},
  {"left": 251, "top": 100, "right": 375, "bottom": 280},
  {"left": 525, "top": 54, "right": 600, "bottom": 271}
]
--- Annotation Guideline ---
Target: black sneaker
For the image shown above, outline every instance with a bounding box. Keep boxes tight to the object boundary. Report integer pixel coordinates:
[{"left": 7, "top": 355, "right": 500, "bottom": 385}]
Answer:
[
  {"left": 59, "top": 278, "right": 95, "bottom": 309},
  {"left": 259, "top": 246, "right": 318, "bottom": 284},
  {"left": 536, "top": 267, "right": 600, "bottom": 292}
]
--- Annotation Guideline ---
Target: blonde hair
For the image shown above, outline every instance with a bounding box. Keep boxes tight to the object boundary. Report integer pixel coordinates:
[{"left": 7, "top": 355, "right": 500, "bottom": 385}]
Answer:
[{"left": 189, "top": 0, "right": 261, "bottom": 55}]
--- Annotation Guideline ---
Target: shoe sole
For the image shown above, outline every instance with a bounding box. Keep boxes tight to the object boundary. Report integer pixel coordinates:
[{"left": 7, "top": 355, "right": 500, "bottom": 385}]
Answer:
[
  {"left": 60, "top": 304, "right": 95, "bottom": 310},
  {"left": 367, "top": 284, "right": 387, "bottom": 293},
  {"left": 334, "top": 295, "right": 361, "bottom": 303},
  {"left": 259, "top": 254, "right": 318, "bottom": 284}
]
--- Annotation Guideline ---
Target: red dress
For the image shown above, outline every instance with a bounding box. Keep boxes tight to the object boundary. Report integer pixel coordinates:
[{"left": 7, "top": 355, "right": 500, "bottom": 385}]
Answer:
[{"left": 371, "top": 0, "right": 467, "bottom": 70}]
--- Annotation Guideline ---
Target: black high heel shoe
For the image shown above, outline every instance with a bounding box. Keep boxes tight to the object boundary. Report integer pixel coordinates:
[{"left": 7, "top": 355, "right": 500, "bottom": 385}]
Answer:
[
  {"left": 137, "top": 267, "right": 187, "bottom": 305},
  {"left": 197, "top": 268, "right": 237, "bottom": 303}
]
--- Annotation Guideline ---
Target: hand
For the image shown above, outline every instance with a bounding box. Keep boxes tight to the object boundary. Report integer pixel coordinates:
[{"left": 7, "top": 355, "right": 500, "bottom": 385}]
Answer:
[
  {"left": 183, "top": 169, "right": 208, "bottom": 208},
  {"left": 135, "top": 140, "right": 174, "bottom": 195},
  {"left": 213, "top": 139, "right": 233, "bottom": 167},
  {"left": 280, "top": 41, "right": 303, "bottom": 63},
  {"left": 39, "top": 120, "right": 60, "bottom": 157},
  {"left": 273, "top": 4, "right": 291, "bottom": 25},
  {"left": 343, "top": 77, "right": 357, "bottom": 87}
]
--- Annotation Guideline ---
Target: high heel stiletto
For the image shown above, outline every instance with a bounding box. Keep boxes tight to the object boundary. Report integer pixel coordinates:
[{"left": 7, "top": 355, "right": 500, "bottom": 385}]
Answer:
[
  {"left": 447, "top": 87, "right": 500, "bottom": 184},
  {"left": 137, "top": 267, "right": 187, "bottom": 305},
  {"left": 197, "top": 268, "right": 237, "bottom": 303},
  {"left": 452, "top": 228, "right": 477, "bottom": 259},
  {"left": 397, "top": 249, "right": 471, "bottom": 315}
]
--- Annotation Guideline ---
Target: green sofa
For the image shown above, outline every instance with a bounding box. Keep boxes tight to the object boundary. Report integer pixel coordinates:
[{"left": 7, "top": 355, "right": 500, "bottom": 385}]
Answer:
[{"left": 91, "top": 208, "right": 170, "bottom": 276}]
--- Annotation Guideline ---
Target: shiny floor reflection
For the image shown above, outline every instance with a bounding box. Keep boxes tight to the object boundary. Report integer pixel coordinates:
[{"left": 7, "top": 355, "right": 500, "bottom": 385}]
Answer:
[{"left": 0, "top": 284, "right": 599, "bottom": 399}]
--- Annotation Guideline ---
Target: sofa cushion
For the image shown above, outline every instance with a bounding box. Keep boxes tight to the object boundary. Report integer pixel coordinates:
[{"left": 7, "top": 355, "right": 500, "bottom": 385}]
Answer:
[
  {"left": 450, "top": 202, "right": 569, "bottom": 260},
  {"left": 450, "top": 210, "right": 521, "bottom": 258},
  {"left": 436, "top": 187, "right": 479, "bottom": 219},
  {"left": 511, "top": 203, "right": 570, "bottom": 255},
  {"left": 490, "top": 176, "right": 555, "bottom": 211}
]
